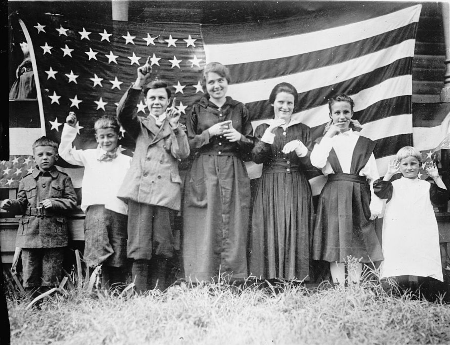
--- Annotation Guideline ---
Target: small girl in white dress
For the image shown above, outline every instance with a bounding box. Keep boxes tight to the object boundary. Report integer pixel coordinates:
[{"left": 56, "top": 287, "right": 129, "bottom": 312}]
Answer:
[{"left": 374, "top": 146, "right": 449, "bottom": 282}]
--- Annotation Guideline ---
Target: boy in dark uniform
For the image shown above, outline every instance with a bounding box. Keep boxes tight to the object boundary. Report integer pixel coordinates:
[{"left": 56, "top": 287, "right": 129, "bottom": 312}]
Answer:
[{"left": 1, "top": 137, "right": 78, "bottom": 296}]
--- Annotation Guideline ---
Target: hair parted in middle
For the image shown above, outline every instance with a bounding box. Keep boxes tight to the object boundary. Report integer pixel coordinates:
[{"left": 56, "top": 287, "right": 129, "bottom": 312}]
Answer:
[
  {"left": 327, "top": 94, "right": 355, "bottom": 114},
  {"left": 269, "top": 82, "right": 299, "bottom": 109},
  {"left": 201, "top": 62, "right": 232, "bottom": 89},
  {"left": 94, "top": 115, "right": 121, "bottom": 134},
  {"left": 396, "top": 146, "right": 422, "bottom": 163},
  {"left": 143, "top": 80, "right": 172, "bottom": 99}
]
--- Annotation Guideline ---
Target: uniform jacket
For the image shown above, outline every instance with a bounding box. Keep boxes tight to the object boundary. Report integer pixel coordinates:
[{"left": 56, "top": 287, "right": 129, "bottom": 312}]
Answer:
[
  {"left": 116, "top": 87, "right": 190, "bottom": 211},
  {"left": 9, "top": 167, "right": 78, "bottom": 248}
]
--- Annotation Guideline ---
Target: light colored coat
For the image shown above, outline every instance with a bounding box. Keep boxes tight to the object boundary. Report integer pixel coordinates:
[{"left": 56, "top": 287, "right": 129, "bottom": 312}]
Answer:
[{"left": 117, "top": 87, "right": 189, "bottom": 211}]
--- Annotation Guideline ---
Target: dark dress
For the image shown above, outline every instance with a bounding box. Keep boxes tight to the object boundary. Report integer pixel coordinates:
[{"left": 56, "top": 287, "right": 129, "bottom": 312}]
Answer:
[
  {"left": 9, "top": 58, "right": 36, "bottom": 99},
  {"left": 183, "top": 95, "right": 255, "bottom": 281},
  {"left": 249, "top": 123, "right": 314, "bottom": 281},
  {"left": 312, "top": 136, "right": 383, "bottom": 263}
]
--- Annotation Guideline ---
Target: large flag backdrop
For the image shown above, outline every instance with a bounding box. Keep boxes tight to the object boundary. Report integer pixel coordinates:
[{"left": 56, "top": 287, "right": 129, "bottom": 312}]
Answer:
[{"left": 3, "top": 2, "right": 440, "bottom": 197}]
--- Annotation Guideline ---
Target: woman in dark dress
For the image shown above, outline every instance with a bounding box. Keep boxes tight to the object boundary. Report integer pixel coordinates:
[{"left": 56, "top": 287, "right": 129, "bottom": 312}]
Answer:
[
  {"left": 249, "top": 82, "right": 314, "bottom": 281},
  {"left": 9, "top": 42, "right": 36, "bottom": 100},
  {"left": 183, "top": 62, "right": 255, "bottom": 282}
]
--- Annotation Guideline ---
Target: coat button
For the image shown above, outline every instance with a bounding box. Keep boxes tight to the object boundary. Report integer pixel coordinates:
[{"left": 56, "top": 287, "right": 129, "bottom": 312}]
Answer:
[
  {"left": 157, "top": 175, "right": 161, "bottom": 179},
  {"left": 219, "top": 142, "right": 222, "bottom": 146},
  {"left": 283, "top": 132, "right": 286, "bottom": 136},
  {"left": 146, "top": 157, "right": 151, "bottom": 161},
  {"left": 218, "top": 151, "right": 222, "bottom": 155},
  {"left": 286, "top": 168, "right": 290, "bottom": 172},
  {"left": 287, "top": 161, "right": 290, "bottom": 164},
  {"left": 143, "top": 172, "right": 148, "bottom": 177}
]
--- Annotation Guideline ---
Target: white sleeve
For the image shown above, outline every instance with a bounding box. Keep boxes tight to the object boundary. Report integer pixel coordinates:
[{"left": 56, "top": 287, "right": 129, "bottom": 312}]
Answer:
[
  {"left": 58, "top": 124, "right": 86, "bottom": 166},
  {"left": 360, "top": 153, "right": 383, "bottom": 216},
  {"left": 310, "top": 137, "right": 333, "bottom": 169},
  {"left": 260, "top": 128, "right": 275, "bottom": 144}
]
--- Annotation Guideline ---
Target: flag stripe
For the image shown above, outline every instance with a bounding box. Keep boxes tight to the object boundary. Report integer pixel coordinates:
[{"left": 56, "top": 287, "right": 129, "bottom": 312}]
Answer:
[
  {"left": 224, "top": 40, "right": 416, "bottom": 105},
  {"left": 203, "top": 4, "right": 421, "bottom": 65},
  {"left": 373, "top": 134, "right": 413, "bottom": 159},
  {"left": 227, "top": 24, "right": 417, "bottom": 85}
]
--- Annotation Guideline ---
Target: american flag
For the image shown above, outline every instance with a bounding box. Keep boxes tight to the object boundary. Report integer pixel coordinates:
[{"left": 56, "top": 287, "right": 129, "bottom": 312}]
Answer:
[
  {"left": 4, "top": 3, "right": 444, "bottom": 196},
  {"left": 4, "top": 9, "right": 206, "bottom": 188}
]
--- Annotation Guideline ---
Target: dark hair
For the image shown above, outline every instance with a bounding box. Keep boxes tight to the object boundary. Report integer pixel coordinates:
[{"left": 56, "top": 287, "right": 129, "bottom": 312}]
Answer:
[
  {"left": 32, "top": 136, "right": 58, "bottom": 152},
  {"left": 94, "top": 115, "right": 120, "bottom": 134},
  {"left": 269, "top": 82, "right": 299, "bottom": 108},
  {"left": 202, "top": 62, "right": 231, "bottom": 88},
  {"left": 328, "top": 94, "right": 355, "bottom": 113},
  {"left": 143, "top": 80, "right": 171, "bottom": 99}
]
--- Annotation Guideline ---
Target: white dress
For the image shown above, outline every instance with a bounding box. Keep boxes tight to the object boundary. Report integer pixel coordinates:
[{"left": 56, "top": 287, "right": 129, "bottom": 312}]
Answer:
[{"left": 377, "top": 177, "right": 443, "bottom": 281}]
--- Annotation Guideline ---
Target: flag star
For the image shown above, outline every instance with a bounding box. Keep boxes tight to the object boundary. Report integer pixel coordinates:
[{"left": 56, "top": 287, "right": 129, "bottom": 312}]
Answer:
[
  {"left": 24, "top": 157, "right": 32, "bottom": 165},
  {"left": 122, "top": 32, "right": 136, "bottom": 44},
  {"left": 90, "top": 74, "right": 103, "bottom": 87},
  {"left": 14, "top": 168, "right": 22, "bottom": 176},
  {"left": 61, "top": 44, "right": 74, "bottom": 57},
  {"left": 149, "top": 53, "right": 161, "bottom": 66},
  {"left": 45, "top": 67, "right": 58, "bottom": 80},
  {"left": 27, "top": 167, "right": 34, "bottom": 174},
  {"left": 94, "top": 97, "right": 107, "bottom": 110},
  {"left": 79, "top": 28, "right": 91, "bottom": 40},
  {"left": 74, "top": 122, "right": 84, "bottom": 135},
  {"left": 136, "top": 100, "right": 147, "bottom": 113},
  {"left": 85, "top": 48, "right": 98, "bottom": 60},
  {"left": 193, "top": 81, "right": 203, "bottom": 93},
  {"left": 119, "top": 126, "right": 126, "bottom": 137},
  {"left": 177, "top": 101, "right": 187, "bottom": 114},
  {"left": 3, "top": 167, "right": 11, "bottom": 175},
  {"left": 418, "top": 172, "right": 423, "bottom": 179},
  {"left": 174, "top": 81, "right": 186, "bottom": 94},
  {"left": 49, "top": 117, "right": 62, "bottom": 131},
  {"left": 99, "top": 29, "right": 112, "bottom": 42},
  {"left": 69, "top": 95, "right": 83, "bottom": 108},
  {"left": 183, "top": 35, "right": 197, "bottom": 47},
  {"left": 169, "top": 56, "right": 182, "bottom": 69},
  {"left": 12, "top": 157, "right": 19, "bottom": 164},
  {"left": 34, "top": 23, "right": 46, "bottom": 33},
  {"left": 65, "top": 70, "right": 79, "bottom": 84},
  {"left": 48, "top": 91, "right": 61, "bottom": 104},
  {"left": 189, "top": 55, "right": 202, "bottom": 68},
  {"left": 41, "top": 42, "right": 53, "bottom": 55},
  {"left": 143, "top": 33, "right": 157, "bottom": 46},
  {"left": 110, "top": 77, "right": 123, "bottom": 90},
  {"left": 105, "top": 51, "right": 119, "bottom": 64},
  {"left": 165, "top": 35, "right": 178, "bottom": 47},
  {"left": 56, "top": 25, "right": 69, "bottom": 36},
  {"left": 426, "top": 151, "right": 433, "bottom": 159},
  {"left": 128, "top": 52, "right": 142, "bottom": 65},
  {"left": 6, "top": 179, "right": 14, "bottom": 186}
]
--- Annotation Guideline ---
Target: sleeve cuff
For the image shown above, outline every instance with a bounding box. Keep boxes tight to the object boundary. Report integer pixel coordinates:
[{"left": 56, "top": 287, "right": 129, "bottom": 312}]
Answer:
[{"left": 295, "top": 141, "right": 308, "bottom": 157}]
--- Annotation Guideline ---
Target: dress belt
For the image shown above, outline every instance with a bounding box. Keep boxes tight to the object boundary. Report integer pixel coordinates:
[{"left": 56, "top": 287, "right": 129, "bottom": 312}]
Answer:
[
  {"left": 25, "top": 207, "right": 51, "bottom": 217},
  {"left": 328, "top": 173, "right": 367, "bottom": 184}
]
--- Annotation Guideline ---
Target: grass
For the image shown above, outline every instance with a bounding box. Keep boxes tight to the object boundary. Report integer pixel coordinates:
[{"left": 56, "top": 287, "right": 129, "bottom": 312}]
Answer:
[{"left": 6, "top": 274, "right": 450, "bottom": 345}]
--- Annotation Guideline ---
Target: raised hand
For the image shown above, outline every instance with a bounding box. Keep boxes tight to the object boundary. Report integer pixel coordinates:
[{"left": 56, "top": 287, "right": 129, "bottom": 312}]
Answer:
[
  {"left": 282, "top": 140, "right": 301, "bottom": 154},
  {"left": 135, "top": 56, "right": 153, "bottom": 88},
  {"left": 223, "top": 127, "right": 242, "bottom": 142},
  {"left": 324, "top": 123, "right": 341, "bottom": 138},
  {"left": 167, "top": 99, "right": 181, "bottom": 128},
  {"left": 425, "top": 162, "right": 439, "bottom": 178},
  {"left": 0, "top": 199, "right": 12, "bottom": 211},
  {"left": 66, "top": 111, "right": 77, "bottom": 127},
  {"left": 41, "top": 199, "right": 53, "bottom": 209},
  {"left": 350, "top": 119, "right": 363, "bottom": 132}
]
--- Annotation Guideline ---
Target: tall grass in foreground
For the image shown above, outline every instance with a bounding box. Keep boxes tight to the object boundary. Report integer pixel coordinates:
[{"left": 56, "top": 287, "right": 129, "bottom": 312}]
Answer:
[{"left": 7, "top": 275, "right": 450, "bottom": 345}]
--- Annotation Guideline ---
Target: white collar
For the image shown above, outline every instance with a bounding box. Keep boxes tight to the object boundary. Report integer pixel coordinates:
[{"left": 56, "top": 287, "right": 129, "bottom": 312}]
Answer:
[{"left": 149, "top": 112, "right": 167, "bottom": 126}]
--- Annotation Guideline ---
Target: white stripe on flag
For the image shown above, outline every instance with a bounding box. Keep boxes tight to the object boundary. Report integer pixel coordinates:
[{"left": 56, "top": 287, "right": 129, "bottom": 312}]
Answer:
[
  {"left": 204, "top": 5, "right": 421, "bottom": 65},
  {"left": 292, "top": 75, "right": 412, "bottom": 128},
  {"left": 226, "top": 40, "right": 416, "bottom": 104},
  {"left": 361, "top": 114, "right": 413, "bottom": 141},
  {"left": 9, "top": 128, "right": 44, "bottom": 155}
]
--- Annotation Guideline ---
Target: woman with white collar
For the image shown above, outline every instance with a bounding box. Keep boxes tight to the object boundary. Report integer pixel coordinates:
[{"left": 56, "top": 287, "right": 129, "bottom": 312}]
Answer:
[
  {"left": 310, "top": 94, "right": 383, "bottom": 286},
  {"left": 249, "top": 82, "right": 314, "bottom": 282}
]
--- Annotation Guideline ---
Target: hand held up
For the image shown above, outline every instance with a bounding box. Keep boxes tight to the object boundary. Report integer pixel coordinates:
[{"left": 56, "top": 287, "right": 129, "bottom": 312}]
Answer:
[
  {"left": 66, "top": 112, "right": 77, "bottom": 127},
  {"left": 0, "top": 199, "right": 12, "bottom": 211}
]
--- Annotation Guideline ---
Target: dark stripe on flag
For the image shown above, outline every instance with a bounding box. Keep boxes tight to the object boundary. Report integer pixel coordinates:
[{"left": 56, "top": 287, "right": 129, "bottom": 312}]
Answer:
[
  {"left": 355, "top": 96, "right": 412, "bottom": 124},
  {"left": 373, "top": 134, "right": 413, "bottom": 159},
  {"left": 229, "top": 23, "right": 417, "bottom": 84},
  {"left": 202, "top": 2, "right": 412, "bottom": 44}
]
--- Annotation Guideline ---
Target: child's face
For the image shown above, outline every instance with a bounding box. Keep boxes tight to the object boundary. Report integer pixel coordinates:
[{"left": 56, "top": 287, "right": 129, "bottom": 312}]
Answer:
[
  {"left": 96, "top": 128, "right": 119, "bottom": 152},
  {"left": 273, "top": 92, "right": 295, "bottom": 124},
  {"left": 330, "top": 101, "right": 353, "bottom": 132},
  {"left": 146, "top": 88, "right": 170, "bottom": 117},
  {"left": 33, "top": 145, "right": 58, "bottom": 171},
  {"left": 206, "top": 72, "right": 228, "bottom": 101},
  {"left": 398, "top": 156, "right": 420, "bottom": 179}
]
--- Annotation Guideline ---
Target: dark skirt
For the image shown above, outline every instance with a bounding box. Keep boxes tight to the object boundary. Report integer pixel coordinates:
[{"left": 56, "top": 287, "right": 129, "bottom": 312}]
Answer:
[
  {"left": 249, "top": 170, "right": 313, "bottom": 280},
  {"left": 84, "top": 205, "right": 128, "bottom": 267},
  {"left": 127, "top": 201, "right": 176, "bottom": 261},
  {"left": 312, "top": 174, "right": 383, "bottom": 263},
  {"left": 183, "top": 154, "right": 250, "bottom": 281}
]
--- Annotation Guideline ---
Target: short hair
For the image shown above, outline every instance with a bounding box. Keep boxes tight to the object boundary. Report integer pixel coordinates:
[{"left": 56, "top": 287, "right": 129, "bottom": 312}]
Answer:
[
  {"left": 32, "top": 136, "right": 58, "bottom": 152},
  {"left": 396, "top": 146, "right": 422, "bottom": 163},
  {"left": 143, "top": 80, "right": 171, "bottom": 99},
  {"left": 268, "top": 82, "right": 299, "bottom": 109},
  {"left": 328, "top": 94, "right": 355, "bottom": 113},
  {"left": 202, "top": 62, "right": 231, "bottom": 88},
  {"left": 94, "top": 115, "right": 120, "bottom": 134}
]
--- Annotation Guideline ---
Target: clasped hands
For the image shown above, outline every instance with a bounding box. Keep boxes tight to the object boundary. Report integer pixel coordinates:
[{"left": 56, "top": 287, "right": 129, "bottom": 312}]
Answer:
[{"left": 208, "top": 121, "right": 242, "bottom": 142}]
